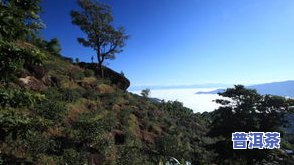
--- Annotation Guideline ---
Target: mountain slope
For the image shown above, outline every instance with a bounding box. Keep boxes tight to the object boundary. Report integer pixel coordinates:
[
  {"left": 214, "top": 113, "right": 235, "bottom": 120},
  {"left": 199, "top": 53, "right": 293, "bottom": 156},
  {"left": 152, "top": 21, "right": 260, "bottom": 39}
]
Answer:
[{"left": 0, "top": 51, "right": 211, "bottom": 164}]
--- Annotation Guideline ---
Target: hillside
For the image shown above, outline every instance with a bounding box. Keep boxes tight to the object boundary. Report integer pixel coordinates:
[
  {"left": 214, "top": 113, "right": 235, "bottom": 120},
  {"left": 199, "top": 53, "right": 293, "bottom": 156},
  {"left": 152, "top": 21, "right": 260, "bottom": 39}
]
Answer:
[
  {"left": 0, "top": 40, "right": 293, "bottom": 165},
  {"left": 0, "top": 47, "right": 211, "bottom": 164},
  {"left": 2, "top": 1, "right": 294, "bottom": 164}
]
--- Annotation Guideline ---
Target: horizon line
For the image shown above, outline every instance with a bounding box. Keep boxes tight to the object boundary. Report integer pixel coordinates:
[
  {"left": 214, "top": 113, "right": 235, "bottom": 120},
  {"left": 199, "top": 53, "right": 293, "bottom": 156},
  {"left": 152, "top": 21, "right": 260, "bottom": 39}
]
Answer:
[{"left": 129, "top": 80, "right": 294, "bottom": 91}]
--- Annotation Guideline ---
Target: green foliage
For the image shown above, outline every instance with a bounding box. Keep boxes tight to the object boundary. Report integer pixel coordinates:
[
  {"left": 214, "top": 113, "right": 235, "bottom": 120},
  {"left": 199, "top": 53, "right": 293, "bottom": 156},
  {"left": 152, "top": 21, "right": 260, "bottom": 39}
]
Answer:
[
  {"left": 0, "top": 88, "right": 45, "bottom": 108},
  {"left": 22, "top": 131, "right": 55, "bottom": 155},
  {"left": 46, "top": 38, "right": 61, "bottom": 56},
  {"left": 84, "top": 69, "right": 95, "bottom": 77},
  {"left": 211, "top": 85, "right": 289, "bottom": 136},
  {"left": 0, "top": 0, "right": 44, "bottom": 41},
  {"left": 0, "top": 41, "right": 46, "bottom": 81},
  {"left": 60, "top": 88, "right": 84, "bottom": 102},
  {"left": 73, "top": 113, "right": 104, "bottom": 143},
  {"left": 43, "top": 87, "right": 85, "bottom": 103},
  {"left": 208, "top": 85, "right": 291, "bottom": 163},
  {"left": 70, "top": 70, "right": 85, "bottom": 80},
  {"left": 61, "top": 149, "right": 89, "bottom": 165},
  {"left": 35, "top": 100, "right": 67, "bottom": 121},
  {"left": 161, "top": 100, "right": 193, "bottom": 118},
  {"left": 0, "top": 109, "right": 49, "bottom": 143},
  {"left": 141, "top": 88, "right": 150, "bottom": 98},
  {"left": 3, "top": 4, "right": 292, "bottom": 162},
  {"left": 71, "top": 0, "right": 128, "bottom": 76},
  {"left": 116, "top": 146, "right": 153, "bottom": 165},
  {"left": 71, "top": 112, "right": 115, "bottom": 155},
  {"left": 0, "top": 1, "right": 217, "bottom": 164},
  {"left": 33, "top": 38, "right": 62, "bottom": 56},
  {"left": 0, "top": 155, "right": 3, "bottom": 165},
  {"left": 82, "top": 90, "right": 100, "bottom": 100}
]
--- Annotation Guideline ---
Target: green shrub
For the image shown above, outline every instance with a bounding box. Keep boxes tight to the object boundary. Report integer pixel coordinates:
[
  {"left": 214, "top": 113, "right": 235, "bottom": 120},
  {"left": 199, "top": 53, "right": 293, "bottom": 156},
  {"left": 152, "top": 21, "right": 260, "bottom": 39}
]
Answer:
[
  {"left": 0, "top": 155, "right": 4, "bottom": 165},
  {"left": 73, "top": 113, "right": 104, "bottom": 141},
  {"left": 67, "top": 66, "right": 85, "bottom": 81},
  {"left": 0, "top": 88, "right": 45, "bottom": 108},
  {"left": 116, "top": 146, "right": 153, "bottom": 165},
  {"left": 0, "top": 40, "right": 46, "bottom": 81},
  {"left": 60, "top": 88, "right": 84, "bottom": 102},
  {"left": 35, "top": 101, "right": 67, "bottom": 121},
  {"left": 72, "top": 72, "right": 85, "bottom": 80},
  {"left": 42, "top": 87, "right": 61, "bottom": 100},
  {"left": 46, "top": 38, "right": 61, "bottom": 56},
  {"left": 43, "top": 87, "right": 84, "bottom": 103},
  {"left": 0, "top": 109, "right": 49, "bottom": 145},
  {"left": 82, "top": 90, "right": 100, "bottom": 100},
  {"left": 62, "top": 149, "right": 88, "bottom": 165},
  {"left": 72, "top": 113, "right": 114, "bottom": 152},
  {"left": 84, "top": 69, "right": 95, "bottom": 77},
  {"left": 119, "top": 109, "right": 132, "bottom": 126},
  {"left": 24, "top": 131, "right": 56, "bottom": 155}
]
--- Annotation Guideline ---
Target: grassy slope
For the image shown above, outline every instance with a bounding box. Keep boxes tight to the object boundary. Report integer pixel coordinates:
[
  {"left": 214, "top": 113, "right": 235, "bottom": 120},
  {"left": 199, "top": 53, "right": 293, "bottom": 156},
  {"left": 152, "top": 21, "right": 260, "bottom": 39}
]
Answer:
[{"left": 0, "top": 53, "right": 211, "bottom": 164}]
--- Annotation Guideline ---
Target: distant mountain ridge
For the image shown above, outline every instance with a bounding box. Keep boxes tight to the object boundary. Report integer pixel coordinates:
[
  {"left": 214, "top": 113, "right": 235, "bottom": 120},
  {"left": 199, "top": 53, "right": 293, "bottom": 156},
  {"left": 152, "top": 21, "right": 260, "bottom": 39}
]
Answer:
[
  {"left": 129, "top": 83, "right": 232, "bottom": 91},
  {"left": 196, "top": 80, "right": 294, "bottom": 97}
]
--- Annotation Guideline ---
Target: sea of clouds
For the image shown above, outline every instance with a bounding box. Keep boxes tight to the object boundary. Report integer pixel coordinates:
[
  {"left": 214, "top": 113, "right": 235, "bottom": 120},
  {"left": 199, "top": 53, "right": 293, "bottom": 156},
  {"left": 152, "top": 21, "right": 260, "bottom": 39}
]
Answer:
[{"left": 131, "top": 88, "right": 222, "bottom": 113}]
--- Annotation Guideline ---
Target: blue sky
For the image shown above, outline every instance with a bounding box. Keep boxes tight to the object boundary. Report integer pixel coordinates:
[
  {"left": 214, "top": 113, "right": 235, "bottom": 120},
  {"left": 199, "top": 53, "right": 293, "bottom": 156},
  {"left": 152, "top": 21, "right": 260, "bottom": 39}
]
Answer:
[{"left": 41, "top": 0, "right": 294, "bottom": 89}]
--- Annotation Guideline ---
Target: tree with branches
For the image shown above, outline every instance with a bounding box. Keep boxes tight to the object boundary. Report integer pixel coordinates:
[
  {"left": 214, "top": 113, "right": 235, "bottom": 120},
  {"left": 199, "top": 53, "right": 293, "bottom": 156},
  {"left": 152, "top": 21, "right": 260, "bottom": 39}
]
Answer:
[{"left": 71, "top": 0, "right": 128, "bottom": 77}]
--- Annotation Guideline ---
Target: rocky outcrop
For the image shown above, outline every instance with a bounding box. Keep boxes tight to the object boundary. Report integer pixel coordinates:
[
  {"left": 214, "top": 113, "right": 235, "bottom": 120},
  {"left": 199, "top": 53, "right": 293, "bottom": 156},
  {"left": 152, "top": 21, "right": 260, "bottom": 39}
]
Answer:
[
  {"left": 103, "top": 66, "right": 130, "bottom": 90},
  {"left": 78, "top": 62, "right": 130, "bottom": 90},
  {"left": 18, "top": 76, "right": 47, "bottom": 91},
  {"left": 26, "top": 64, "right": 48, "bottom": 79}
]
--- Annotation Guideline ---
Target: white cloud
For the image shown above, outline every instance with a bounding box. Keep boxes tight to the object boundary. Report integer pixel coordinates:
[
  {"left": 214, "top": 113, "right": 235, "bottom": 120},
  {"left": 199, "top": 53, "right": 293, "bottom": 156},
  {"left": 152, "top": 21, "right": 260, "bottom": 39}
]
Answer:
[{"left": 132, "top": 88, "right": 222, "bottom": 113}]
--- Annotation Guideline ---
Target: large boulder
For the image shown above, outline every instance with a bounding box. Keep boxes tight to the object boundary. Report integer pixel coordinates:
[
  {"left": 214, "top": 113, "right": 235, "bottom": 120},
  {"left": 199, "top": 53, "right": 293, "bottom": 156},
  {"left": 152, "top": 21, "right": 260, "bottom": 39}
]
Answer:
[
  {"left": 18, "top": 76, "right": 46, "bottom": 91},
  {"left": 78, "top": 62, "right": 130, "bottom": 90},
  {"left": 103, "top": 66, "right": 130, "bottom": 90}
]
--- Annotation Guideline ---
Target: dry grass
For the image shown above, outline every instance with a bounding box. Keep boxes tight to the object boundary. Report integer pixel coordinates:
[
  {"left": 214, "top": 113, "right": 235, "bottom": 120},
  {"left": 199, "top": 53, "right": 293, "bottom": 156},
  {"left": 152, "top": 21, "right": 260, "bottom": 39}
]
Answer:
[
  {"left": 66, "top": 100, "right": 89, "bottom": 122},
  {"left": 61, "top": 81, "right": 80, "bottom": 89},
  {"left": 79, "top": 77, "right": 98, "bottom": 89},
  {"left": 149, "top": 124, "right": 163, "bottom": 135},
  {"left": 96, "top": 84, "right": 115, "bottom": 94},
  {"left": 140, "top": 130, "right": 157, "bottom": 144},
  {"left": 47, "top": 125, "right": 64, "bottom": 137}
]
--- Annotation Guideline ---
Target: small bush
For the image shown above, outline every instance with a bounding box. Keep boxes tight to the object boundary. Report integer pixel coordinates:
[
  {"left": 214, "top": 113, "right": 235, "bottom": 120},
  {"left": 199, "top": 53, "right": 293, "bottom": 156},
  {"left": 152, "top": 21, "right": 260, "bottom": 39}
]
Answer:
[
  {"left": 83, "top": 90, "right": 100, "bottom": 100},
  {"left": 84, "top": 69, "right": 95, "bottom": 77},
  {"left": 68, "top": 66, "right": 85, "bottom": 81},
  {"left": 43, "top": 87, "right": 84, "bottom": 103},
  {"left": 60, "top": 88, "right": 84, "bottom": 102},
  {"left": 0, "top": 40, "right": 46, "bottom": 81},
  {"left": 0, "top": 88, "right": 45, "bottom": 108},
  {"left": 43, "top": 87, "right": 61, "bottom": 100},
  {"left": 36, "top": 101, "right": 67, "bottom": 121},
  {"left": 62, "top": 149, "right": 88, "bottom": 165}
]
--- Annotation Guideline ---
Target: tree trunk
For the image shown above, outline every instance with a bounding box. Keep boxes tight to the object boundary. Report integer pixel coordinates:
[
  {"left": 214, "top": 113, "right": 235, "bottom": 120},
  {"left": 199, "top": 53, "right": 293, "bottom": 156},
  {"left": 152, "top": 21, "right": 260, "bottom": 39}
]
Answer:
[
  {"left": 97, "top": 52, "right": 104, "bottom": 78},
  {"left": 99, "top": 63, "right": 104, "bottom": 78}
]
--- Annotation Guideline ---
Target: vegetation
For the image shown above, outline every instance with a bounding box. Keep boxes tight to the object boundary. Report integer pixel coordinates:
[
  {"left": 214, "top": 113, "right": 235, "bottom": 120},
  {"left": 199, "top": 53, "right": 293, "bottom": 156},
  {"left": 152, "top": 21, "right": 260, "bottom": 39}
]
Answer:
[
  {"left": 0, "top": 0, "right": 294, "bottom": 164},
  {"left": 141, "top": 88, "right": 151, "bottom": 98},
  {"left": 0, "top": 0, "right": 44, "bottom": 41},
  {"left": 208, "top": 85, "right": 293, "bottom": 164},
  {"left": 71, "top": 0, "right": 128, "bottom": 77}
]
